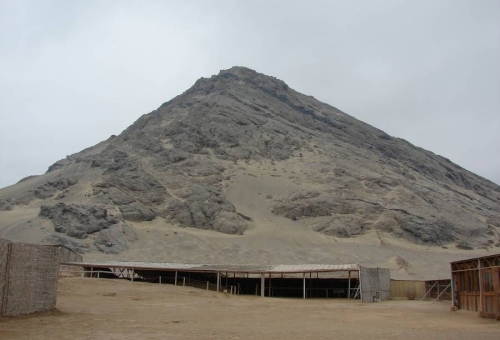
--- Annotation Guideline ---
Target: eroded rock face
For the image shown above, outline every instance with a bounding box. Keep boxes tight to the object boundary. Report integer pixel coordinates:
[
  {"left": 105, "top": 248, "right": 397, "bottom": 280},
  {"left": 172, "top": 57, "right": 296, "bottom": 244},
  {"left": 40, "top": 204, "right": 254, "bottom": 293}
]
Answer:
[
  {"left": 39, "top": 203, "right": 137, "bottom": 254},
  {"left": 44, "top": 233, "right": 90, "bottom": 254},
  {"left": 39, "top": 203, "right": 114, "bottom": 238},
  {"left": 34, "top": 178, "right": 78, "bottom": 199}
]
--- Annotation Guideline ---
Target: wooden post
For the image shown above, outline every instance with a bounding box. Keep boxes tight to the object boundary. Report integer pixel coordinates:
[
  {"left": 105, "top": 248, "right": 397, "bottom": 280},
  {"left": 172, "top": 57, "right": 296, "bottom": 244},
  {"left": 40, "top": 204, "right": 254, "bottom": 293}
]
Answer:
[
  {"left": 174, "top": 271, "right": 178, "bottom": 286},
  {"left": 261, "top": 273, "right": 265, "bottom": 297},
  {"left": 450, "top": 263, "right": 456, "bottom": 309},
  {"left": 478, "top": 259, "right": 482, "bottom": 315},
  {"left": 131, "top": 269, "right": 134, "bottom": 282},
  {"left": 493, "top": 267, "right": 500, "bottom": 319},
  {"left": 437, "top": 280, "right": 440, "bottom": 301},
  {"left": 216, "top": 272, "right": 220, "bottom": 292},
  {"left": 348, "top": 271, "right": 351, "bottom": 299},
  {"left": 183, "top": 277, "right": 186, "bottom": 287},
  {"left": 97, "top": 271, "right": 100, "bottom": 279},
  {"left": 159, "top": 276, "right": 162, "bottom": 284},
  {"left": 303, "top": 273, "right": 306, "bottom": 299},
  {"left": 359, "top": 269, "right": 363, "bottom": 302},
  {"left": 207, "top": 281, "right": 209, "bottom": 290}
]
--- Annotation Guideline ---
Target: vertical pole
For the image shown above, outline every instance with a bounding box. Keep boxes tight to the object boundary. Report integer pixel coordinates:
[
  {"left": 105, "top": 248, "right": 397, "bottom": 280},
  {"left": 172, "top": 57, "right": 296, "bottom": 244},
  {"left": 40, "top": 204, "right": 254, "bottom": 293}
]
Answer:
[
  {"left": 216, "top": 272, "right": 220, "bottom": 292},
  {"left": 174, "top": 271, "right": 178, "bottom": 286},
  {"left": 183, "top": 277, "right": 185, "bottom": 287},
  {"left": 159, "top": 276, "right": 162, "bottom": 284},
  {"left": 359, "top": 269, "right": 363, "bottom": 302},
  {"left": 207, "top": 281, "right": 209, "bottom": 290},
  {"left": 348, "top": 271, "right": 351, "bottom": 299},
  {"left": 269, "top": 274, "right": 272, "bottom": 297},
  {"left": 437, "top": 280, "right": 440, "bottom": 301},
  {"left": 261, "top": 273, "right": 265, "bottom": 297},
  {"left": 478, "top": 259, "right": 482, "bottom": 315},
  {"left": 97, "top": 271, "right": 100, "bottom": 279},
  {"left": 303, "top": 273, "right": 306, "bottom": 299},
  {"left": 131, "top": 269, "right": 134, "bottom": 282},
  {"left": 450, "top": 263, "right": 456, "bottom": 309}
]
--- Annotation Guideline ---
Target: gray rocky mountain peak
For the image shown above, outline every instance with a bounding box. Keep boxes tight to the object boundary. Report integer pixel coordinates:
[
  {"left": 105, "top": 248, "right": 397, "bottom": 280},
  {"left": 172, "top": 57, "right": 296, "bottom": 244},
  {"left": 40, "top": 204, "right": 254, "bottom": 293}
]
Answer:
[{"left": 0, "top": 66, "right": 499, "bottom": 266}]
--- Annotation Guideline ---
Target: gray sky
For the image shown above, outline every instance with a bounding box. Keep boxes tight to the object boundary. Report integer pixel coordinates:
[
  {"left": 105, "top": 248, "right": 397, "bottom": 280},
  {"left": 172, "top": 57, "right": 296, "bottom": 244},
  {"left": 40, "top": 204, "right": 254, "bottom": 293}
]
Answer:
[{"left": 1, "top": 0, "right": 499, "bottom": 188}]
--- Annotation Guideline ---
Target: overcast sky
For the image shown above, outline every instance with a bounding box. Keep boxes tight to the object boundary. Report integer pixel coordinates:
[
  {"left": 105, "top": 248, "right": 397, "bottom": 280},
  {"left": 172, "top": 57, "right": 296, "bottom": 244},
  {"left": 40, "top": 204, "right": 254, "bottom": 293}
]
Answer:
[{"left": 1, "top": 0, "right": 499, "bottom": 188}]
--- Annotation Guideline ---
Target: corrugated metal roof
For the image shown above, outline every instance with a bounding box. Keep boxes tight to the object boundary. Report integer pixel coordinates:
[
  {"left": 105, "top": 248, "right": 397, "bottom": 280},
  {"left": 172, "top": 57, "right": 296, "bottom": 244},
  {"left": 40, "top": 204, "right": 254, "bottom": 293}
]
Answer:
[{"left": 64, "top": 261, "right": 359, "bottom": 273}]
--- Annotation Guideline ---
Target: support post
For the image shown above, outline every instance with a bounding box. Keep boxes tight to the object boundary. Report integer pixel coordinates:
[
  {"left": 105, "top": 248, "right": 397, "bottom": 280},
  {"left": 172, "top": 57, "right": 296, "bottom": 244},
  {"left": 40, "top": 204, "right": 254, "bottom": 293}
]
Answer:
[
  {"left": 478, "top": 259, "right": 482, "bottom": 315},
  {"left": 207, "top": 281, "right": 209, "bottom": 290},
  {"left": 261, "top": 273, "right": 265, "bottom": 297},
  {"left": 269, "top": 274, "right": 272, "bottom": 297},
  {"left": 359, "top": 269, "right": 363, "bottom": 302},
  {"left": 174, "top": 271, "right": 178, "bottom": 286},
  {"left": 217, "top": 272, "right": 220, "bottom": 292},
  {"left": 348, "top": 271, "right": 351, "bottom": 299},
  {"left": 421, "top": 281, "right": 437, "bottom": 300},
  {"left": 432, "top": 283, "right": 451, "bottom": 304},
  {"left": 159, "top": 276, "right": 162, "bottom": 284},
  {"left": 183, "top": 277, "right": 186, "bottom": 287},
  {"left": 303, "top": 273, "right": 306, "bottom": 299},
  {"left": 131, "top": 269, "right": 134, "bottom": 282},
  {"left": 450, "top": 263, "right": 456, "bottom": 309}
]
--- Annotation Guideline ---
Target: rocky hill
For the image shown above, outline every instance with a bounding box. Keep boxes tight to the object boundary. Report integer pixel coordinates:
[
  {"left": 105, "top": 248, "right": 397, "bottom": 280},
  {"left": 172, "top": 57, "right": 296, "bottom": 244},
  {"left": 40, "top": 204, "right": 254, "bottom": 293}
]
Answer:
[{"left": 0, "top": 67, "right": 499, "bottom": 279}]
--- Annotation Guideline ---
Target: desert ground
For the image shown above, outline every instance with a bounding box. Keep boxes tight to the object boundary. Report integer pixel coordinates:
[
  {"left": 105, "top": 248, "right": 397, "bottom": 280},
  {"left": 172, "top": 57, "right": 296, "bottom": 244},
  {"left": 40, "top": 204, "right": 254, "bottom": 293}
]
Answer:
[{"left": 0, "top": 277, "right": 498, "bottom": 340}]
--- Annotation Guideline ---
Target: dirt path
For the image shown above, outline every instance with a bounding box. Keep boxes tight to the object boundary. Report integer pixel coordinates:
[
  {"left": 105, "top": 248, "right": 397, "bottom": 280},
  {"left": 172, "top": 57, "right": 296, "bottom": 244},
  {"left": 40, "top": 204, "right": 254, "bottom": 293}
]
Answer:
[{"left": 0, "top": 278, "right": 498, "bottom": 340}]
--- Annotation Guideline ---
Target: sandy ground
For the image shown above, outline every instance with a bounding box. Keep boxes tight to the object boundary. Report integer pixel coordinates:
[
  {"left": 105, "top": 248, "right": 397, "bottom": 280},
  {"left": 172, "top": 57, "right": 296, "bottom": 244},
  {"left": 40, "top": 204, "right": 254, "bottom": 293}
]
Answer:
[{"left": 0, "top": 278, "right": 498, "bottom": 340}]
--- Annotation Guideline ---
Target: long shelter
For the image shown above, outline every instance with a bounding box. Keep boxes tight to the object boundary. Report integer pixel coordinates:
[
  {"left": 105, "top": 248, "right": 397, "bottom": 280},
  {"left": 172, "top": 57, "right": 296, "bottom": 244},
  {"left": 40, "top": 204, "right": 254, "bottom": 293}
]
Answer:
[{"left": 62, "top": 261, "right": 390, "bottom": 303}]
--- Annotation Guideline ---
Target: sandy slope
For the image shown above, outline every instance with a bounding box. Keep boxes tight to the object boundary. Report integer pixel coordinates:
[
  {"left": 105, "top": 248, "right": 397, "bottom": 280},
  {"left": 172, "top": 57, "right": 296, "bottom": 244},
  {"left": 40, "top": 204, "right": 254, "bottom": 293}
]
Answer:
[
  {"left": 0, "top": 154, "right": 494, "bottom": 281},
  {"left": 76, "top": 157, "right": 491, "bottom": 281},
  {"left": 0, "top": 277, "right": 498, "bottom": 340}
]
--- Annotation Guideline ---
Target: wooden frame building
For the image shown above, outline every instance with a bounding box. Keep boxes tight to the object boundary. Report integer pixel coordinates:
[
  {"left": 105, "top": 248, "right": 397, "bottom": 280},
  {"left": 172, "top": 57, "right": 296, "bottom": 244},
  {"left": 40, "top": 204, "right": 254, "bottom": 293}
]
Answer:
[{"left": 451, "top": 253, "right": 500, "bottom": 320}]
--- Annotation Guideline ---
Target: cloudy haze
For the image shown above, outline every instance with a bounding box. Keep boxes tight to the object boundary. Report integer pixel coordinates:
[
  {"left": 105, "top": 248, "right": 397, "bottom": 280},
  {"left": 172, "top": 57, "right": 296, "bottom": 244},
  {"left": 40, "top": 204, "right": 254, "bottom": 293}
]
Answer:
[{"left": 1, "top": 0, "right": 499, "bottom": 188}]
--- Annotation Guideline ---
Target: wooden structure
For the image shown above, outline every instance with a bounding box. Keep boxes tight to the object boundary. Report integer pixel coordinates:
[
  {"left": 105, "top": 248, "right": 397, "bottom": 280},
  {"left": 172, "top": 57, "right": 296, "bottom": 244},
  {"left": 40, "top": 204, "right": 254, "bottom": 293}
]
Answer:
[
  {"left": 390, "top": 279, "right": 451, "bottom": 301},
  {"left": 0, "top": 239, "right": 60, "bottom": 316},
  {"left": 391, "top": 280, "right": 426, "bottom": 299},
  {"left": 62, "top": 261, "right": 391, "bottom": 303},
  {"left": 451, "top": 253, "right": 500, "bottom": 320}
]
